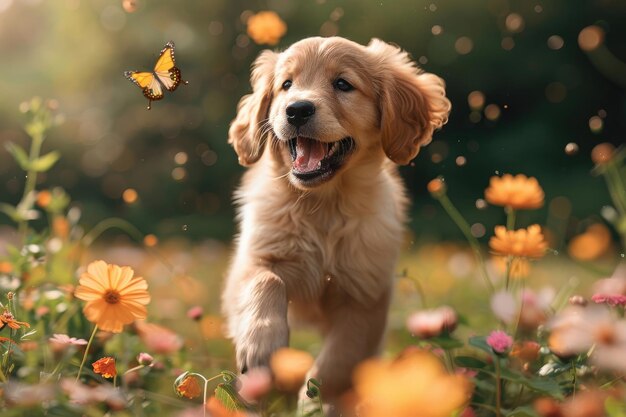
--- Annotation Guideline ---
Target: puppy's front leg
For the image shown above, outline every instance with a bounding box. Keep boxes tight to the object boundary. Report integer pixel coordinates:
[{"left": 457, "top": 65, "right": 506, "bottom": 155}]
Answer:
[{"left": 229, "top": 271, "right": 289, "bottom": 373}]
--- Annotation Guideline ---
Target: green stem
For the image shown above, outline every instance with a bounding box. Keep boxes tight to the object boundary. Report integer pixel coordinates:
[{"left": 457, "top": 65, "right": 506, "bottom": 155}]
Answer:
[
  {"left": 81, "top": 217, "right": 175, "bottom": 272},
  {"left": 494, "top": 356, "right": 503, "bottom": 417},
  {"left": 17, "top": 133, "right": 44, "bottom": 240},
  {"left": 82, "top": 217, "right": 147, "bottom": 247},
  {"left": 444, "top": 349, "right": 456, "bottom": 373},
  {"left": 124, "top": 364, "right": 146, "bottom": 375},
  {"left": 504, "top": 256, "right": 513, "bottom": 291},
  {"left": 506, "top": 207, "right": 516, "bottom": 230},
  {"left": 76, "top": 325, "right": 98, "bottom": 382},
  {"left": 437, "top": 194, "right": 494, "bottom": 292}
]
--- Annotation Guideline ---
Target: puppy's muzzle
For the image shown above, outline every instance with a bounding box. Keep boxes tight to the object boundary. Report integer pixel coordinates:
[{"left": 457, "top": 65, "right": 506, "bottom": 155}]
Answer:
[{"left": 286, "top": 100, "right": 316, "bottom": 127}]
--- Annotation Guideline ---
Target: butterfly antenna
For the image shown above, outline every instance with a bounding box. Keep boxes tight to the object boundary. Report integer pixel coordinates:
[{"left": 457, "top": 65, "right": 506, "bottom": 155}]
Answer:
[{"left": 147, "top": 99, "right": 152, "bottom": 110}]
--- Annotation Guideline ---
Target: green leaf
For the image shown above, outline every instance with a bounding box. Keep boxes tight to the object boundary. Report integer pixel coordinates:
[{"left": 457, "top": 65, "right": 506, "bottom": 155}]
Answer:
[
  {"left": 30, "top": 151, "right": 60, "bottom": 172},
  {"left": 214, "top": 383, "right": 247, "bottom": 411},
  {"left": 454, "top": 355, "right": 487, "bottom": 369},
  {"left": 429, "top": 335, "right": 465, "bottom": 349},
  {"left": 469, "top": 335, "right": 493, "bottom": 354},
  {"left": 0, "top": 203, "right": 20, "bottom": 222},
  {"left": 4, "top": 142, "right": 30, "bottom": 170},
  {"left": 606, "top": 396, "right": 626, "bottom": 417}
]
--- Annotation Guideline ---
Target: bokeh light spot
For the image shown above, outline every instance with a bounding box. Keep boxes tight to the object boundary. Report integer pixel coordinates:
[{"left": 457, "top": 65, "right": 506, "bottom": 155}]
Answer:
[
  {"left": 547, "top": 35, "right": 564, "bottom": 50},
  {"left": 588, "top": 116, "right": 603, "bottom": 134},
  {"left": 172, "top": 167, "right": 187, "bottom": 181},
  {"left": 470, "top": 223, "right": 486, "bottom": 238},
  {"left": 455, "top": 37, "right": 474, "bottom": 55},
  {"left": 578, "top": 25, "right": 604, "bottom": 52},
  {"left": 505, "top": 13, "right": 525, "bottom": 33},
  {"left": 174, "top": 152, "right": 188, "bottom": 165},
  {"left": 484, "top": 104, "right": 501, "bottom": 121},
  {"left": 122, "top": 188, "right": 138, "bottom": 204},
  {"left": 501, "top": 37, "right": 515, "bottom": 51},
  {"left": 467, "top": 91, "right": 485, "bottom": 110},
  {"left": 564, "top": 142, "right": 579, "bottom": 156}
]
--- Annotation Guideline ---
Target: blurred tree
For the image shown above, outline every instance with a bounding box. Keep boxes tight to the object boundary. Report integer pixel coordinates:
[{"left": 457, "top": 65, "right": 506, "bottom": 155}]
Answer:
[{"left": 0, "top": 0, "right": 623, "bottom": 242}]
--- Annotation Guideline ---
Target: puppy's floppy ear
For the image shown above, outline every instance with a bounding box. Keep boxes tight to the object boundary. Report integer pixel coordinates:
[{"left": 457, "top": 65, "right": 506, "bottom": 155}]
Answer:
[
  {"left": 368, "top": 39, "right": 451, "bottom": 165},
  {"left": 229, "top": 50, "right": 278, "bottom": 166}
]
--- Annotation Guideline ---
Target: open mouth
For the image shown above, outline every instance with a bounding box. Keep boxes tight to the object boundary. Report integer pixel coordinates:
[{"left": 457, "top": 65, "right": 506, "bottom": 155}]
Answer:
[{"left": 288, "top": 136, "right": 355, "bottom": 185}]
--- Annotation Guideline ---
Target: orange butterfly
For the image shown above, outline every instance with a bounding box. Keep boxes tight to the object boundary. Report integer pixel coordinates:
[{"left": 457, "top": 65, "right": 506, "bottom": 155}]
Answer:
[{"left": 124, "top": 41, "right": 188, "bottom": 109}]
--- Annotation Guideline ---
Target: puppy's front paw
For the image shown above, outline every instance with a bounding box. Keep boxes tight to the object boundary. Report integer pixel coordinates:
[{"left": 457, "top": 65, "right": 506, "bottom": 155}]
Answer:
[{"left": 236, "top": 317, "right": 289, "bottom": 373}]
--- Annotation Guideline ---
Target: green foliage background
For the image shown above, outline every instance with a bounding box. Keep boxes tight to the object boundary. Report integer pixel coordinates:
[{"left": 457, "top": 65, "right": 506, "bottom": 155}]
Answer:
[{"left": 0, "top": 0, "right": 624, "bottom": 242}]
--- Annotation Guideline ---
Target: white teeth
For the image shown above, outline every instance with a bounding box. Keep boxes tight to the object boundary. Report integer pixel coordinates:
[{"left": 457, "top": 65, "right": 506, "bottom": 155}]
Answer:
[{"left": 328, "top": 142, "right": 339, "bottom": 156}]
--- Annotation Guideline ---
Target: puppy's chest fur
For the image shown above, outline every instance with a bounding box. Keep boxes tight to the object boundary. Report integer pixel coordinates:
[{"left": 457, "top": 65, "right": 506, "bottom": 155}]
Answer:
[{"left": 234, "top": 160, "right": 408, "bottom": 307}]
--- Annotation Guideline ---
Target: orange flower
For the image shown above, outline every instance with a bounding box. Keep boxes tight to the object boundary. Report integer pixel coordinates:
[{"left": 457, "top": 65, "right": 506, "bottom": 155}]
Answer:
[
  {"left": 270, "top": 348, "right": 314, "bottom": 392},
  {"left": 74, "top": 260, "right": 150, "bottom": 333},
  {"left": 175, "top": 375, "right": 202, "bottom": 399},
  {"left": 92, "top": 357, "right": 117, "bottom": 378},
  {"left": 36, "top": 190, "right": 52, "bottom": 208},
  {"left": 484, "top": 174, "right": 544, "bottom": 209},
  {"left": 489, "top": 225, "right": 547, "bottom": 258},
  {"left": 246, "top": 11, "right": 287, "bottom": 46},
  {"left": 0, "top": 310, "right": 30, "bottom": 331},
  {"left": 427, "top": 178, "right": 446, "bottom": 197},
  {"left": 0, "top": 261, "right": 13, "bottom": 274},
  {"left": 567, "top": 223, "right": 611, "bottom": 261},
  {"left": 353, "top": 349, "right": 472, "bottom": 417}
]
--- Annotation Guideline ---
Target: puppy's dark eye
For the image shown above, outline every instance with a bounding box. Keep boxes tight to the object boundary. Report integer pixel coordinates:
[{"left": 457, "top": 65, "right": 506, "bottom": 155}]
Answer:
[
  {"left": 282, "top": 80, "right": 292, "bottom": 90},
  {"left": 334, "top": 78, "right": 354, "bottom": 92}
]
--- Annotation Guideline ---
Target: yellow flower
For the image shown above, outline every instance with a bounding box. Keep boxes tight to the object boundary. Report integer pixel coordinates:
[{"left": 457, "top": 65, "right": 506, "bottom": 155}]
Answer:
[
  {"left": 353, "top": 349, "right": 472, "bottom": 417},
  {"left": 74, "top": 260, "right": 150, "bottom": 333},
  {"left": 175, "top": 375, "right": 202, "bottom": 399},
  {"left": 484, "top": 174, "right": 544, "bottom": 209},
  {"left": 246, "top": 11, "right": 287, "bottom": 46},
  {"left": 489, "top": 225, "right": 548, "bottom": 258},
  {"left": 92, "top": 357, "right": 117, "bottom": 378}
]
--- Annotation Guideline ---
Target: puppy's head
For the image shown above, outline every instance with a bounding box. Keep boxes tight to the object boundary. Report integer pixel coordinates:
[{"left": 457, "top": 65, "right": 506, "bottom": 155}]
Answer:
[{"left": 229, "top": 37, "right": 450, "bottom": 189}]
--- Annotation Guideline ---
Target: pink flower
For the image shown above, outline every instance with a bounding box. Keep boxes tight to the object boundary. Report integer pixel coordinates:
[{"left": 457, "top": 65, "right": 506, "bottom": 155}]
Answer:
[
  {"left": 486, "top": 330, "right": 513, "bottom": 353},
  {"left": 49, "top": 334, "right": 88, "bottom": 346},
  {"left": 591, "top": 294, "right": 626, "bottom": 307},
  {"left": 406, "top": 305, "right": 458, "bottom": 338},
  {"left": 186, "top": 306, "right": 204, "bottom": 321},
  {"left": 135, "top": 321, "right": 183, "bottom": 354},
  {"left": 238, "top": 367, "right": 272, "bottom": 403},
  {"left": 137, "top": 352, "right": 154, "bottom": 366}
]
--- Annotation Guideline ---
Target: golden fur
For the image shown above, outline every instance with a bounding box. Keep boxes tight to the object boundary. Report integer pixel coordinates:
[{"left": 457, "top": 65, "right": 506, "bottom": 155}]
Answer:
[{"left": 222, "top": 37, "right": 450, "bottom": 400}]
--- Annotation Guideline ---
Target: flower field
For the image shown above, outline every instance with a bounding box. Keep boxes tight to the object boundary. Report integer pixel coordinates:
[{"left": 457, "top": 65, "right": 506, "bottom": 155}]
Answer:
[{"left": 0, "top": 98, "right": 625, "bottom": 416}]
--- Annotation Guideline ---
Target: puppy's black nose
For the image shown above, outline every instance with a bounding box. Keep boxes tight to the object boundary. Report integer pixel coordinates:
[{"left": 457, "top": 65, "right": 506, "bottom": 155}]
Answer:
[{"left": 286, "top": 100, "right": 315, "bottom": 127}]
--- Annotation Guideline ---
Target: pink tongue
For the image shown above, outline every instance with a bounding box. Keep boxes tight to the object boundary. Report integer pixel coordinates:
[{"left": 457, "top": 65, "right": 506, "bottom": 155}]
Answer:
[{"left": 294, "top": 137, "right": 326, "bottom": 172}]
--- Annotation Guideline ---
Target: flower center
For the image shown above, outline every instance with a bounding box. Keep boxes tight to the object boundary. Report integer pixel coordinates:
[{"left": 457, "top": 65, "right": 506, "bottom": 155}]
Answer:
[{"left": 104, "top": 290, "right": 121, "bottom": 304}]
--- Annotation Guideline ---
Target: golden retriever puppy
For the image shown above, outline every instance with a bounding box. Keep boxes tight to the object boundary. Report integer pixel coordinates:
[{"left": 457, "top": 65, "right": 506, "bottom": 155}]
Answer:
[{"left": 223, "top": 36, "right": 450, "bottom": 399}]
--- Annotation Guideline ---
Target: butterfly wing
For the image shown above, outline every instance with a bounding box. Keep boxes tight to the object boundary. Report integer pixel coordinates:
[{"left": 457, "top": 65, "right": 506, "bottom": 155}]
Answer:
[
  {"left": 124, "top": 41, "right": 187, "bottom": 109},
  {"left": 124, "top": 71, "right": 165, "bottom": 109},
  {"left": 153, "top": 41, "right": 186, "bottom": 92}
]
